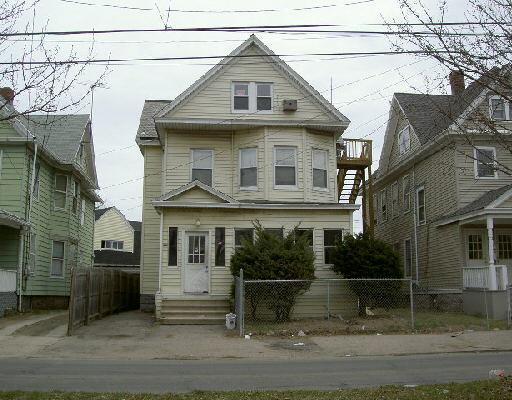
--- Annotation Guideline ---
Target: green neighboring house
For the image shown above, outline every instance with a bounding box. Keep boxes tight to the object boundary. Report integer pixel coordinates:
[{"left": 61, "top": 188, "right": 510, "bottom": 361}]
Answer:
[{"left": 0, "top": 91, "right": 100, "bottom": 309}]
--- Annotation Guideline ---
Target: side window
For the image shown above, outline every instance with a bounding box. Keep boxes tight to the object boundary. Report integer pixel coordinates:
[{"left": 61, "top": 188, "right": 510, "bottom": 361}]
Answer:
[
  {"left": 240, "top": 148, "right": 257, "bottom": 189},
  {"left": 191, "top": 149, "right": 213, "bottom": 186},
  {"left": 403, "top": 175, "right": 411, "bottom": 212},
  {"left": 416, "top": 187, "right": 426, "bottom": 225},
  {"left": 467, "top": 234, "right": 483, "bottom": 260},
  {"left": 215, "top": 227, "right": 225, "bottom": 267},
  {"left": 33, "top": 162, "right": 40, "bottom": 200},
  {"left": 234, "top": 228, "right": 254, "bottom": 251},
  {"left": 72, "top": 180, "right": 80, "bottom": 214},
  {"left": 51, "top": 241, "right": 65, "bottom": 277},
  {"left": 312, "top": 149, "right": 328, "bottom": 189},
  {"left": 54, "top": 174, "right": 68, "bottom": 210},
  {"left": 80, "top": 199, "right": 86, "bottom": 226},
  {"left": 324, "top": 229, "right": 343, "bottom": 265},
  {"left": 398, "top": 125, "right": 411, "bottom": 155},
  {"left": 391, "top": 182, "right": 399, "bottom": 218},
  {"left": 168, "top": 227, "right": 178, "bottom": 266},
  {"left": 28, "top": 232, "right": 37, "bottom": 275},
  {"left": 474, "top": 147, "right": 497, "bottom": 178},
  {"left": 380, "top": 188, "right": 388, "bottom": 222},
  {"left": 274, "top": 146, "right": 297, "bottom": 187}
]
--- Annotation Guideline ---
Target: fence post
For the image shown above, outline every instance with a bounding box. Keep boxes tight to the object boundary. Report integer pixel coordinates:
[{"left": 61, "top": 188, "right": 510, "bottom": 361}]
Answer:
[
  {"left": 67, "top": 268, "right": 76, "bottom": 336},
  {"left": 109, "top": 269, "right": 114, "bottom": 314},
  {"left": 239, "top": 269, "right": 244, "bottom": 337},
  {"left": 98, "top": 269, "right": 104, "bottom": 317},
  {"left": 84, "top": 269, "right": 91, "bottom": 326},
  {"left": 327, "top": 280, "right": 330, "bottom": 320},
  {"left": 409, "top": 279, "right": 415, "bottom": 330}
]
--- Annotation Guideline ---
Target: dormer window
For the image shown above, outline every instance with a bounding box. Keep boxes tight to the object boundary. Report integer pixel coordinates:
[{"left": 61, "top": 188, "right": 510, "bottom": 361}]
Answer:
[
  {"left": 489, "top": 96, "right": 509, "bottom": 120},
  {"left": 398, "top": 125, "right": 411, "bottom": 155},
  {"left": 232, "top": 82, "right": 273, "bottom": 113}
]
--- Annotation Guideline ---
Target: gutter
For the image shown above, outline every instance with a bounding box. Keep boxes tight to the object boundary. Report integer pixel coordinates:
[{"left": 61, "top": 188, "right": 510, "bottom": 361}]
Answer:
[{"left": 151, "top": 201, "right": 360, "bottom": 210}]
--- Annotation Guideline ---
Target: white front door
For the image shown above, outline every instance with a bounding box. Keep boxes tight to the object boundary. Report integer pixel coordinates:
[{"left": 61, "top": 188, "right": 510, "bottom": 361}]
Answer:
[{"left": 184, "top": 232, "right": 209, "bottom": 294}]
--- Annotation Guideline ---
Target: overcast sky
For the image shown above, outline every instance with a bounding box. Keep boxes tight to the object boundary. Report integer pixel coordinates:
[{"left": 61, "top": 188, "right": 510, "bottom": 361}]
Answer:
[{"left": 11, "top": 0, "right": 468, "bottom": 230}]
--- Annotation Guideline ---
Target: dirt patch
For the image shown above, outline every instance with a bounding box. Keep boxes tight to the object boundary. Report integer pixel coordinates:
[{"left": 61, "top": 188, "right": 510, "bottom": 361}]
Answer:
[{"left": 12, "top": 314, "right": 68, "bottom": 336}]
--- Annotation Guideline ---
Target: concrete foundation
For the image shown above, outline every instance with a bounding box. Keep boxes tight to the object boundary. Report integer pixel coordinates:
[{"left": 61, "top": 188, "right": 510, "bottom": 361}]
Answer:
[
  {"left": 140, "top": 294, "right": 155, "bottom": 312},
  {"left": 0, "top": 292, "right": 17, "bottom": 317},
  {"left": 463, "top": 289, "right": 510, "bottom": 320}
]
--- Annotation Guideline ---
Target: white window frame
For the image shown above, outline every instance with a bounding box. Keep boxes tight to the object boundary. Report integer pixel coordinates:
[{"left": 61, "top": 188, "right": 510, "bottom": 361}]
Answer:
[
  {"left": 488, "top": 95, "right": 509, "bottom": 121},
  {"left": 416, "top": 186, "right": 426, "bottom": 225},
  {"left": 473, "top": 146, "right": 498, "bottom": 179},
  {"left": 190, "top": 149, "right": 214, "bottom": 186},
  {"left": 404, "top": 238, "right": 413, "bottom": 278},
  {"left": 398, "top": 125, "right": 411, "bottom": 155},
  {"left": 54, "top": 174, "right": 68, "bottom": 211},
  {"left": 50, "top": 240, "right": 65, "bottom": 278},
  {"left": 231, "top": 81, "right": 273, "bottom": 114},
  {"left": 323, "top": 229, "right": 344, "bottom": 265},
  {"left": 312, "top": 148, "right": 329, "bottom": 191},
  {"left": 101, "top": 240, "right": 125, "bottom": 251},
  {"left": 402, "top": 175, "right": 411, "bottom": 213},
  {"left": 391, "top": 181, "right": 399, "bottom": 218},
  {"left": 274, "top": 146, "right": 298, "bottom": 189},
  {"left": 80, "top": 198, "right": 86, "bottom": 226},
  {"left": 239, "top": 147, "right": 258, "bottom": 190}
]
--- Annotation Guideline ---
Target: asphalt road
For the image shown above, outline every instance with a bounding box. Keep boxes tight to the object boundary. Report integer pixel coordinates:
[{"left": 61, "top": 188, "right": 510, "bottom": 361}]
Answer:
[{"left": 1, "top": 352, "right": 511, "bottom": 393}]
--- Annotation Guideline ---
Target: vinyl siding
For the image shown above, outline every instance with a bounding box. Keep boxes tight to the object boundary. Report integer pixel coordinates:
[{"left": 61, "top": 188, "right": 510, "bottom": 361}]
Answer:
[
  {"left": 140, "top": 146, "right": 162, "bottom": 295},
  {"left": 387, "top": 114, "right": 421, "bottom": 172},
  {"left": 94, "top": 208, "right": 134, "bottom": 252},
  {"left": 0, "top": 145, "right": 28, "bottom": 219},
  {"left": 169, "top": 46, "right": 333, "bottom": 123},
  {"left": 160, "top": 208, "right": 352, "bottom": 296}
]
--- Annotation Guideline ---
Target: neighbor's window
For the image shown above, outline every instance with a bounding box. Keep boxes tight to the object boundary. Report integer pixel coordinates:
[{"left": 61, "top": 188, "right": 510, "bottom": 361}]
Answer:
[
  {"left": 80, "top": 199, "right": 86, "bottom": 226},
  {"left": 240, "top": 148, "right": 257, "bottom": 189},
  {"left": 391, "top": 181, "right": 399, "bottom": 218},
  {"left": 256, "top": 83, "right": 272, "bottom": 111},
  {"left": 274, "top": 146, "right": 297, "bottom": 187},
  {"left": 474, "top": 147, "right": 497, "bottom": 178},
  {"left": 489, "top": 96, "right": 508, "bottom": 120},
  {"left": 497, "top": 234, "right": 512, "bottom": 259},
  {"left": 54, "top": 174, "right": 68, "bottom": 210},
  {"left": 51, "top": 241, "right": 65, "bottom": 277},
  {"left": 380, "top": 188, "right": 388, "bottom": 222},
  {"left": 324, "top": 229, "right": 343, "bottom": 265},
  {"left": 33, "top": 162, "right": 40, "bottom": 200},
  {"left": 398, "top": 125, "right": 411, "bottom": 155},
  {"left": 416, "top": 187, "right": 426, "bottom": 225},
  {"left": 403, "top": 175, "right": 411, "bottom": 212},
  {"left": 101, "top": 240, "right": 124, "bottom": 250},
  {"left": 168, "top": 227, "right": 178, "bottom": 266},
  {"left": 72, "top": 180, "right": 80, "bottom": 214},
  {"left": 234, "top": 228, "right": 254, "bottom": 250},
  {"left": 404, "top": 239, "right": 413, "bottom": 278},
  {"left": 215, "top": 227, "right": 225, "bottom": 266},
  {"left": 467, "top": 234, "right": 483, "bottom": 260},
  {"left": 312, "top": 149, "right": 328, "bottom": 189},
  {"left": 233, "top": 82, "right": 249, "bottom": 111},
  {"left": 191, "top": 149, "right": 213, "bottom": 186},
  {"left": 28, "top": 232, "right": 36, "bottom": 274}
]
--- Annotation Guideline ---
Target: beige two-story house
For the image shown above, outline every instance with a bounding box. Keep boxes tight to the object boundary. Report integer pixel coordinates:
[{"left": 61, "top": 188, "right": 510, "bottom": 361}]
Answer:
[
  {"left": 135, "top": 35, "right": 360, "bottom": 322},
  {"left": 371, "top": 68, "right": 512, "bottom": 318}
]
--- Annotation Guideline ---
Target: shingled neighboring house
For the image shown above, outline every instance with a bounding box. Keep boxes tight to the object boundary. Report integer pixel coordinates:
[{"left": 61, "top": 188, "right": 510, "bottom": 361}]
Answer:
[
  {"left": 93, "top": 207, "right": 141, "bottom": 271},
  {"left": 0, "top": 88, "right": 100, "bottom": 310},
  {"left": 369, "top": 68, "right": 512, "bottom": 319}
]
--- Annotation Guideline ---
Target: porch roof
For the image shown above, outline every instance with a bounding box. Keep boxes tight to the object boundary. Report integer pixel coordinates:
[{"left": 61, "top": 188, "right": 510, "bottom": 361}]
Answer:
[
  {"left": 436, "top": 184, "right": 512, "bottom": 226},
  {"left": 0, "top": 209, "right": 29, "bottom": 230}
]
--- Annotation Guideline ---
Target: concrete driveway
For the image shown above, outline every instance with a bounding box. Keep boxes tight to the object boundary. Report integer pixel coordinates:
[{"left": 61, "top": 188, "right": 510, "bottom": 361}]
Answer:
[{"left": 1, "top": 310, "right": 512, "bottom": 360}]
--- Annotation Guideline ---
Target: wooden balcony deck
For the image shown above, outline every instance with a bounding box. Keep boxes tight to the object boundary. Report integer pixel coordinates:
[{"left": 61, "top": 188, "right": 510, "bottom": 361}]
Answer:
[{"left": 337, "top": 139, "right": 372, "bottom": 168}]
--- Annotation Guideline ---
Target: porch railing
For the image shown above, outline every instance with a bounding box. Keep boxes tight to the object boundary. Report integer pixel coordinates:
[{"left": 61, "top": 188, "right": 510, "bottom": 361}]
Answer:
[
  {"left": 463, "top": 267, "right": 489, "bottom": 289},
  {"left": 0, "top": 269, "right": 17, "bottom": 292},
  {"left": 336, "top": 139, "right": 372, "bottom": 163},
  {"left": 496, "top": 265, "right": 509, "bottom": 290}
]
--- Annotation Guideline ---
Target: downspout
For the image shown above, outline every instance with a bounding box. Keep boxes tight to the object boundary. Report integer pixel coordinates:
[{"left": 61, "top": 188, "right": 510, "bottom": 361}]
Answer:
[
  {"left": 158, "top": 210, "right": 163, "bottom": 294},
  {"left": 17, "top": 229, "right": 25, "bottom": 312},
  {"left": 412, "top": 167, "right": 419, "bottom": 282}
]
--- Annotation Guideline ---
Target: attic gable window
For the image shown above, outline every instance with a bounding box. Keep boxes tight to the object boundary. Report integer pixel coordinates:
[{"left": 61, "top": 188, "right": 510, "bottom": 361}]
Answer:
[
  {"left": 398, "top": 125, "right": 411, "bottom": 155},
  {"left": 474, "top": 146, "right": 497, "bottom": 178},
  {"left": 489, "top": 96, "right": 509, "bottom": 120},
  {"left": 232, "top": 82, "right": 273, "bottom": 113}
]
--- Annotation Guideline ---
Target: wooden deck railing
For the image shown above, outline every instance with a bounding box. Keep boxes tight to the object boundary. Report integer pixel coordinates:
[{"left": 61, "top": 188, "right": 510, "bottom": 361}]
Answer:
[{"left": 336, "top": 139, "right": 372, "bottom": 165}]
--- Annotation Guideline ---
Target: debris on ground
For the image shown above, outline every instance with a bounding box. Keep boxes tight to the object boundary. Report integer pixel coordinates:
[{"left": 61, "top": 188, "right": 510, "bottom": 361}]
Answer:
[
  {"left": 451, "top": 331, "right": 463, "bottom": 337},
  {"left": 489, "top": 369, "right": 506, "bottom": 379},
  {"left": 293, "top": 342, "right": 305, "bottom": 346},
  {"left": 297, "top": 330, "right": 306, "bottom": 337},
  {"left": 244, "top": 334, "right": 251, "bottom": 340}
]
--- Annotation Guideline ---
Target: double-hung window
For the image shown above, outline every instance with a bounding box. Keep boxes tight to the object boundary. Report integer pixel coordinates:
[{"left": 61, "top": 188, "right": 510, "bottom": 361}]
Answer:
[
  {"left": 403, "top": 175, "right": 411, "bottom": 212},
  {"left": 489, "top": 96, "right": 509, "bottom": 120},
  {"left": 497, "top": 233, "right": 512, "bottom": 259},
  {"left": 33, "top": 162, "right": 40, "bottom": 200},
  {"left": 232, "top": 82, "right": 273, "bottom": 113},
  {"left": 80, "top": 199, "right": 86, "bottom": 226},
  {"left": 295, "top": 228, "right": 314, "bottom": 251},
  {"left": 416, "top": 186, "right": 426, "bottom": 225},
  {"left": 234, "top": 228, "right": 254, "bottom": 251},
  {"left": 324, "top": 229, "right": 343, "bottom": 265},
  {"left": 391, "top": 181, "right": 399, "bottom": 218},
  {"left": 398, "top": 125, "right": 411, "bottom": 155},
  {"left": 467, "top": 234, "right": 483, "bottom": 260},
  {"left": 274, "top": 146, "right": 297, "bottom": 188},
  {"left": 312, "top": 149, "right": 328, "bottom": 189},
  {"left": 474, "top": 146, "right": 497, "bottom": 178},
  {"left": 51, "top": 241, "right": 65, "bottom": 277},
  {"left": 240, "top": 148, "right": 257, "bottom": 189},
  {"left": 191, "top": 149, "right": 213, "bottom": 186},
  {"left": 54, "top": 174, "right": 68, "bottom": 210},
  {"left": 72, "top": 180, "right": 80, "bottom": 214}
]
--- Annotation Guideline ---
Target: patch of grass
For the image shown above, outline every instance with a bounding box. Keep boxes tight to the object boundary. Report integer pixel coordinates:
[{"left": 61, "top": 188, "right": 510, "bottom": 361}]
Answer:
[
  {"left": 412, "top": 311, "right": 507, "bottom": 332},
  {"left": 1, "top": 379, "right": 511, "bottom": 400}
]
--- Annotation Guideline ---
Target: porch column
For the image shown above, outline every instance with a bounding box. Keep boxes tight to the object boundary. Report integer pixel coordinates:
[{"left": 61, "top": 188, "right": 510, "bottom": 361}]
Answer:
[{"left": 486, "top": 216, "right": 498, "bottom": 290}]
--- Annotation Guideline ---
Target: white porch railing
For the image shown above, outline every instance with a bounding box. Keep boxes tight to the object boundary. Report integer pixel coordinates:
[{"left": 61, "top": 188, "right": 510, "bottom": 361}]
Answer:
[
  {"left": 0, "top": 269, "right": 17, "bottom": 292},
  {"left": 463, "top": 265, "right": 509, "bottom": 290}
]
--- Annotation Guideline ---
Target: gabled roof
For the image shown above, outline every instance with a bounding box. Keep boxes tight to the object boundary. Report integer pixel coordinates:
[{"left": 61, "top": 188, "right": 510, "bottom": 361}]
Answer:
[
  {"left": 154, "top": 35, "right": 348, "bottom": 124},
  {"left": 437, "top": 184, "right": 512, "bottom": 225},
  {"left": 158, "top": 180, "right": 238, "bottom": 203},
  {"left": 94, "top": 206, "right": 114, "bottom": 221},
  {"left": 136, "top": 100, "right": 172, "bottom": 140},
  {"left": 129, "top": 220, "right": 142, "bottom": 231}
]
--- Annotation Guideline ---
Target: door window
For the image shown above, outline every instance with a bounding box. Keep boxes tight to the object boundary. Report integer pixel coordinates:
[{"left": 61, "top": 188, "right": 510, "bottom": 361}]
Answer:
[{"left": 188, "top": 235, "right": 206, "bottom": 264}]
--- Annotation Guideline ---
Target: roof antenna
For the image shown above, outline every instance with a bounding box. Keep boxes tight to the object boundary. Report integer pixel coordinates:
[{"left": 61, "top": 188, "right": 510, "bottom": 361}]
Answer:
[{"left": 330, "top": 77, "right": 333, "bottom": 104}]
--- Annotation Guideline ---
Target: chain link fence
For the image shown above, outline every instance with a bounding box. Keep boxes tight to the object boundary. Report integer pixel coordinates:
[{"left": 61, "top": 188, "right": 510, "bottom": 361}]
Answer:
[{"left": 234, "top": 272, "right": 510, "bottom": 336}]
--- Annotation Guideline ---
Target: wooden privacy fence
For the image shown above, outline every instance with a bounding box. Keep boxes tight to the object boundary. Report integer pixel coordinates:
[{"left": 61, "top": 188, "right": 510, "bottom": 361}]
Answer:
[{"left": 67, "top": 268, "right": 139, "bottom": 335}]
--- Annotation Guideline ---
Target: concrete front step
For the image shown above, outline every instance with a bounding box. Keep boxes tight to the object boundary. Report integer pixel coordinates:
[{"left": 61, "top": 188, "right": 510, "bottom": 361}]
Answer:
[
  {"left": 158, "top": 298, "right": 230, "bottom": 325},
  {"left": 159, "top": 316, "right": 226, "bottom": 325}
]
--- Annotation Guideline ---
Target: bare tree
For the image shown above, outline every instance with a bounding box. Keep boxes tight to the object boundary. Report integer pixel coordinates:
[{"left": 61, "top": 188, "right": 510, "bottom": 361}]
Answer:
[
  {"left": 388, "top": 0, "right": 512, "bottom": 175},
  {"left": 0, "top": 0, "right": 106, "bottom": 120}
]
